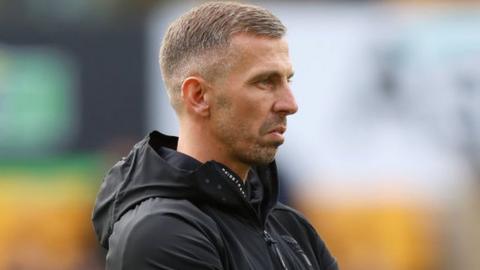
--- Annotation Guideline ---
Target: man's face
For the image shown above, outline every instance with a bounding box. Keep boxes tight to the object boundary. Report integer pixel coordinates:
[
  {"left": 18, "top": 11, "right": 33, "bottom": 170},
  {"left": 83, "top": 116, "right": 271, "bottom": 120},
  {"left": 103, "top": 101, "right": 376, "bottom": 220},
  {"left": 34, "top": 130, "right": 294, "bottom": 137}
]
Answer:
[{"left": 208, "top": 34, "right": 298, "bottom": 166}]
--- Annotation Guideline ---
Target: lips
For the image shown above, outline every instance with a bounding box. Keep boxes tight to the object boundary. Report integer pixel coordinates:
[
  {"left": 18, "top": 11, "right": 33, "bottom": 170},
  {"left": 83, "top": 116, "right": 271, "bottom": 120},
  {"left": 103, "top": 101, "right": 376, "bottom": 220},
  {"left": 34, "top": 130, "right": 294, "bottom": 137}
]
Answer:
[
  {"left": 268, "top": 126, "right": 286, "bottom": 134},
  {"left": 260, "top": 117, "right": 287, "bottom": 136}
]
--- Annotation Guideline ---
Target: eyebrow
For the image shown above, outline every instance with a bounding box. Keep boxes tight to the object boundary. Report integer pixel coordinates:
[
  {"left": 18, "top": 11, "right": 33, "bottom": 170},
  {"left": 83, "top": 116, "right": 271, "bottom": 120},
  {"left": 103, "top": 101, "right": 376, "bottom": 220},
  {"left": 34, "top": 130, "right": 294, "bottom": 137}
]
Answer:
[{"left": 248, "top": 70, "right": 295, "bottom": 83}]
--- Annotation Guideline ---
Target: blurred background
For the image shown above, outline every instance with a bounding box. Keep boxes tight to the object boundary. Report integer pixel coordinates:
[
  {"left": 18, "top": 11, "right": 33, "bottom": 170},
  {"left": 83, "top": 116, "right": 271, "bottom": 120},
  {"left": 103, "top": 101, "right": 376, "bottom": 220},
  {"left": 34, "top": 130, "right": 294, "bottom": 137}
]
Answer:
[{"left": 1, "top": 0, "right": 479, "bottom": 269}]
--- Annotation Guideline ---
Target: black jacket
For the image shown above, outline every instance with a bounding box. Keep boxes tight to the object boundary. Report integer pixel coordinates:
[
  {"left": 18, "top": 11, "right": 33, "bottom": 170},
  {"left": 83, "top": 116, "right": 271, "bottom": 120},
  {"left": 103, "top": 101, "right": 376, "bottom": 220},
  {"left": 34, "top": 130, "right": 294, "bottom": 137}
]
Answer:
[{"left": 92, "top": 131, "right": 338, "bottom": 270}]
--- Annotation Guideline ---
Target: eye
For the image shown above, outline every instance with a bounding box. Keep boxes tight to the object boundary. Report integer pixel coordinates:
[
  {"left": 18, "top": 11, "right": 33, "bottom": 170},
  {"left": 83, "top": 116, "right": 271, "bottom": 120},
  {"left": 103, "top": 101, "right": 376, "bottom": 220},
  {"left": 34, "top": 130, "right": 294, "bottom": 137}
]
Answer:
[{"left": 256, "top": 77, "right": 275, "bottom": 89}]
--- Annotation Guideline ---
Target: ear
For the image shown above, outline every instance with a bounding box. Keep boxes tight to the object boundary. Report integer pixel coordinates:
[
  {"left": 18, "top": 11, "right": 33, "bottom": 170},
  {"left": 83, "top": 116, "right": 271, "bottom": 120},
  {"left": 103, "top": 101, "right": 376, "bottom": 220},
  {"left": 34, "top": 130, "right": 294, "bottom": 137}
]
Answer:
[{"left": 181, "top": 76, "right": 210, "bottom": 117}]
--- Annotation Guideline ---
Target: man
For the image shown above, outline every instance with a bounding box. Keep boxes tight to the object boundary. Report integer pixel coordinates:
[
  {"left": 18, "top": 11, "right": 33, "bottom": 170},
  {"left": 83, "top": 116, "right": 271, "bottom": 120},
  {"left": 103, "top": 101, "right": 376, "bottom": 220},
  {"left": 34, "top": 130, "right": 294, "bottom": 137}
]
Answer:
[{"left": 92, "top": 2, "right": 338, "bottom": 269}]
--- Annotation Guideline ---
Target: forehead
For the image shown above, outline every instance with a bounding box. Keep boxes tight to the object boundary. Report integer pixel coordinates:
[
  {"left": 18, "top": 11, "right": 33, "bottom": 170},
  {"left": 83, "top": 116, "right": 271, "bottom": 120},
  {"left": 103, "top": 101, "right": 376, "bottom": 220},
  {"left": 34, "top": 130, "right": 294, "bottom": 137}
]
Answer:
[{"left": 226, "top": 34, "right": 292, "bottom": 76}]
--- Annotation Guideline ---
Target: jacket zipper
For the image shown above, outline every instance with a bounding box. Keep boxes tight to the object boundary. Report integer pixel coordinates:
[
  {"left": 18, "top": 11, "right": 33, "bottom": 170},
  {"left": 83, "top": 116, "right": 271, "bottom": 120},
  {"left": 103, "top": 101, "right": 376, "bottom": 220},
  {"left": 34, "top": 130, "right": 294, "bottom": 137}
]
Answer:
[
  {"left": 264, "top": 230, "right": 288, "bottom": 270},
  {"left": 220, "top": 165, "right": 289, "bottom": 270},
  {"left": 282, "top": 235, "right": 313, "bottom": 269}
]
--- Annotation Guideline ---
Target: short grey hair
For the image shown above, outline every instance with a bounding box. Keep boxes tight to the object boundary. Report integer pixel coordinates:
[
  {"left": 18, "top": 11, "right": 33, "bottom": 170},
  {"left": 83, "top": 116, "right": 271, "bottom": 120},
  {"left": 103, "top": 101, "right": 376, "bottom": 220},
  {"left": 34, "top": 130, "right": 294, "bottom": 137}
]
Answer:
[{"left": 159, "top": 1, "right": 286, "bottom": 111}]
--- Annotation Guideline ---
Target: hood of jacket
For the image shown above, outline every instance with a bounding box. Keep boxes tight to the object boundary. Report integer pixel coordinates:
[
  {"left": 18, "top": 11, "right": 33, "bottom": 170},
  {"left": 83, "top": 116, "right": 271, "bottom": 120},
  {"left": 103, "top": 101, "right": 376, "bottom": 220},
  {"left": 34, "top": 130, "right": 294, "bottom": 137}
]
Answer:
[{"left": 92, "top": 131, "right": 280, "bottom": 248}]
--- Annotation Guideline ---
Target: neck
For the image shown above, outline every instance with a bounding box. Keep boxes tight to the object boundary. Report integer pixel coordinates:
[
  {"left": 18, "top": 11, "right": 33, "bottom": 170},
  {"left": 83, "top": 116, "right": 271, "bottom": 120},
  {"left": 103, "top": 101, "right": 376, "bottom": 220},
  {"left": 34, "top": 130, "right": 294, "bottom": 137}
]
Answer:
[{"left": 177, "top": 122, "right": 250, "bottom": 181}]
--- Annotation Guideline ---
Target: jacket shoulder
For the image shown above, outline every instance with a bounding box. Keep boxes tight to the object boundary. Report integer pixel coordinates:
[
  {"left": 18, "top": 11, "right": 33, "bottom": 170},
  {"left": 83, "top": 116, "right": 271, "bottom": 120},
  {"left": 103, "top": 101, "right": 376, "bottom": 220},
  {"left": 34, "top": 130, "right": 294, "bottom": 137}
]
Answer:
[
  {"left": 272, "top": 202, "right": 308, "bottom": 217},
  {"left": 270, "top": 202, "right": 314, "bottom": 228},
  {"left": 106, "top": 197, "right": 224, "bottom": 270}
]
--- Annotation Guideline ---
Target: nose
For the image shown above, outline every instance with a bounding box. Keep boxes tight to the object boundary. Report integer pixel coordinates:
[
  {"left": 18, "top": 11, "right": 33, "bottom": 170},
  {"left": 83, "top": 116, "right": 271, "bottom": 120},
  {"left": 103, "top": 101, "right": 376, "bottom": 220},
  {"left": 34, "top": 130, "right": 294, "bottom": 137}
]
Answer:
[{"left": 273, "top": 84, "right": 298, "bottom": 116}]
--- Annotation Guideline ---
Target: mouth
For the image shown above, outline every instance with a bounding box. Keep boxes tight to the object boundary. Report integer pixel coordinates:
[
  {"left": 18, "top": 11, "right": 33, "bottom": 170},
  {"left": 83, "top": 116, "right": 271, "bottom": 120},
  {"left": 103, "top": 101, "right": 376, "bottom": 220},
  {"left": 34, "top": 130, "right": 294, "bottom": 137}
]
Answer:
[
  {"left": 263, "top": 124, "right": 287, "bottom": 146},
  {"left": 268, "top": 126, "right": 286, "bottom": 135}
]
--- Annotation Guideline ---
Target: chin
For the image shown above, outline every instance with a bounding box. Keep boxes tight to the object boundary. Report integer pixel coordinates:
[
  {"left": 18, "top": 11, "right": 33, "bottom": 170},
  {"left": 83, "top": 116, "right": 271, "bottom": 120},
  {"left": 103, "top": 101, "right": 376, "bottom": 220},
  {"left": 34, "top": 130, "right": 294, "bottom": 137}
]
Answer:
[
  {"left": 251, "top": 146, "right": 278, "bottom": 165},
  {"left": 236, "top": 142, "right": 279, "bottom": 166}
]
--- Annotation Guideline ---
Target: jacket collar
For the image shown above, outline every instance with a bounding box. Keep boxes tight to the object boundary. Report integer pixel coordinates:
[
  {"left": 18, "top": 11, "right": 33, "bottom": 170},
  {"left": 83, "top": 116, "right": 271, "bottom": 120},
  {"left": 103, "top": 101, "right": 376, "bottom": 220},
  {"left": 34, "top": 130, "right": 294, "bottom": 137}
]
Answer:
[{"left": 149, "top": 131, "right": 280, "bottom": 219}]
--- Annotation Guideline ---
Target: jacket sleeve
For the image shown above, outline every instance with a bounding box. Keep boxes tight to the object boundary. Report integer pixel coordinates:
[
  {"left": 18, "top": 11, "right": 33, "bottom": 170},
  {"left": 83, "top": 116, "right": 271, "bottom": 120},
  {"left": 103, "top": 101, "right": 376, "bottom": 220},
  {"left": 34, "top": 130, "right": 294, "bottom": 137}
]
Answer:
[{"left": 106, "top": 213, "right": 224, "bottom": 270}]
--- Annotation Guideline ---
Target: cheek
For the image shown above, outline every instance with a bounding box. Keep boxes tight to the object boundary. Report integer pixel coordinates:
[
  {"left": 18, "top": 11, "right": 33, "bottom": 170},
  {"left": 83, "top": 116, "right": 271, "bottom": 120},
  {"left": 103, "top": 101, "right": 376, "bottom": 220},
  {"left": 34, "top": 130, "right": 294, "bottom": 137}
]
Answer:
[
  {"left": 219, "top": 89, "right": 273, "bottom": 135},
  {"left": 236, "top": 99, "right": 265, "bottom": 130}
]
